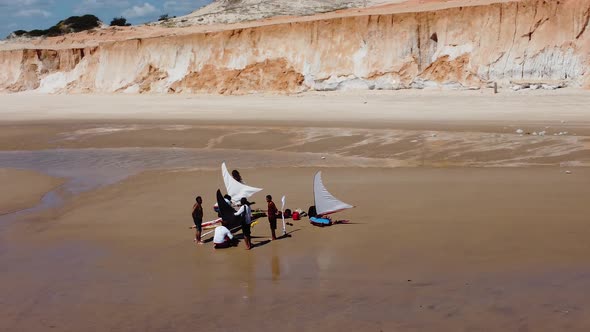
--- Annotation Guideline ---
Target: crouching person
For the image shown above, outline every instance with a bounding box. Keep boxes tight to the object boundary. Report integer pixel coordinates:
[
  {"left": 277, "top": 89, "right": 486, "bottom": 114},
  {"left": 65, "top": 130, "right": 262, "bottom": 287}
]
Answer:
[{"left": 213, "top": 222, "right": 238, "bottom": 249}]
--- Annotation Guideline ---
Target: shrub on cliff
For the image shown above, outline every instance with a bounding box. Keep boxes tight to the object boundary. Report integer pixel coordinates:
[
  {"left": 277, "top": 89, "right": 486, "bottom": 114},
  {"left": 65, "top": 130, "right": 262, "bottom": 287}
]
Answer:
[
  {"left": 45, "top": 26, "right": 63, "bottom": 37},
  {"left": 158, "top": 14, "right": 176, "bottom": 23},
  {"left": 59, "top": 15, "right": 101, "bottom": 32},
  {"left": 110, "top": 17, "right": 132, "bottom": 27},
  {"left": 8, "top": 14, "right": 102, "bottom": 39},
  {"left": 26, "top": 29, "right": 47, "bottom": 37},
  {"left": 7, "top": 30, "right": 29, "bottom": 39},
  {"left": 11, "top": 30, "right": 28, "bottom": 37}
]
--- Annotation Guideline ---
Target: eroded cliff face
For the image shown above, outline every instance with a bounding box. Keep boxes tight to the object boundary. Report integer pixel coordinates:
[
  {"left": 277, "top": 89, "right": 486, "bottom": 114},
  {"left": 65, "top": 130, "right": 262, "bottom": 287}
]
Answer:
[{"left": 1, "top": 0, "right": 589, "bottom": 94}]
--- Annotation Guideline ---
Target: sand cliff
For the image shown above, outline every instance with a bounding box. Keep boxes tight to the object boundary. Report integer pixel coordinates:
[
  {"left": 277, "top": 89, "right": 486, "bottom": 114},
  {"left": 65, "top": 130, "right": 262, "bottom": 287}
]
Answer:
[{"left": 0, "top": 0, "right": 589, "bottom": 94}]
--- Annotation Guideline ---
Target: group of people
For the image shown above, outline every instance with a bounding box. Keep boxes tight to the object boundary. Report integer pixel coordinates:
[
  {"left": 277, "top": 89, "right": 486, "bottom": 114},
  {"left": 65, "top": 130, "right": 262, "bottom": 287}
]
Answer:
[{"left": 191, "top": 193, "right": 281, "bottom": 250}]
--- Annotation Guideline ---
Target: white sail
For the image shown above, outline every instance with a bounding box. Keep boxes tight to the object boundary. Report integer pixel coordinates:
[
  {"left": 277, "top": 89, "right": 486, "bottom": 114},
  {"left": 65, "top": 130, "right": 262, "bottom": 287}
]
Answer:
[
  {"left": 222, "top": 162, "right": 263, "bottom": 202},
  {"left": 313, "top": 171, "right": 353, "bottom": 215}
]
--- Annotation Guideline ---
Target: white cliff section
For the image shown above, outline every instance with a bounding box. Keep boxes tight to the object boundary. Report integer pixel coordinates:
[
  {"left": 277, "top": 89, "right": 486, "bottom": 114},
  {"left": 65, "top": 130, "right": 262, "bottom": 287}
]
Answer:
[
  {"left": 353, "top": 40, "right": 369, "bottom": 78},
  {"left": 95, "top": 41, "right": 145, "bottom": 92},
  {"left": 38, "top": 73, "right": 70, "bottom": 93},
  {"left": 38, "top": 56, "right": 91, "bottom": 93},
  {"left": 165, "top": 45, "right": 193, "bottom": 85},
  {"left": 0, "top": 51, "right": 23, "bottom": 88}
]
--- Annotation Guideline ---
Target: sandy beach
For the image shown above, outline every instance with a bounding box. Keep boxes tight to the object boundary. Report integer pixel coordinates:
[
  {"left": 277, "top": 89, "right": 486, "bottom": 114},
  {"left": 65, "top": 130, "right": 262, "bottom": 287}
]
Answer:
[{"left": 1, "top": 91, "right": 590, "bottom": 331}]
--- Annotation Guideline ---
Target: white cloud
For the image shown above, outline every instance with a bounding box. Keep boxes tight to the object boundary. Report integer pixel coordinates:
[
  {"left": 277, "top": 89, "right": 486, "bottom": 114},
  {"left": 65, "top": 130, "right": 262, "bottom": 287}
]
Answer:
[
  {"left": 0, "top": 0, "right": 54, "bottom": 11},
  {"left": 15, "top": 9, "right": 51, "bottom": 18},
  {"left": 0, "top": 0, "right": 54, "bottom": 37},
  {"left": 74, "top": 0, "right": 130, "bottom": 14},
  {"left": 0, "top": 0, "right": 52, "bottom": 6},
  {"left": 122, "top": 2, "right": 157, "bottom": 18}
]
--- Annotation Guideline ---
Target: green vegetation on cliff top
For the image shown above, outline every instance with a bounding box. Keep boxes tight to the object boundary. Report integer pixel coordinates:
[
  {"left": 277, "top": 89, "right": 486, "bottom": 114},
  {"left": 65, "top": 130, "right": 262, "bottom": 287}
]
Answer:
[{"left": 9, "top": 15, "right": 102, "bottom": 39}]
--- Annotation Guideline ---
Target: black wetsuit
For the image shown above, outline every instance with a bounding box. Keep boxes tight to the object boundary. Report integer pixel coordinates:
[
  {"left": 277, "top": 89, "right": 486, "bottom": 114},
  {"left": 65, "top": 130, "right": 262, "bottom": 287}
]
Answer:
[{"left": 192, "top": 204, "right": 203, "bottom": 232}]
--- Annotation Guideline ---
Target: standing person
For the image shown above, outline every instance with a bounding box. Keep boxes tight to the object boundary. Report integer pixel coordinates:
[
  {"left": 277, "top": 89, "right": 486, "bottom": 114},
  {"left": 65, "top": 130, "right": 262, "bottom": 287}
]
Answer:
[
  {"left": 191, "top": 196, "right": 204, "bottom": 244},
  {"left": 235, "top": 197, "right": 252, "bottom": 250},
  {"left": 266, "top": 195, "right": 278, "bottom": 240},
  {"left": 213, "top": 221, "right": 236, "bottom": 249}
]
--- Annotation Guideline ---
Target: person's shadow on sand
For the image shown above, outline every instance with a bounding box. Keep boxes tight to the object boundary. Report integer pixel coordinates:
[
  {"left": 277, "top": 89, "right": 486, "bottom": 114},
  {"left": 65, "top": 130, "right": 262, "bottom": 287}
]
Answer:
[
  {"left": 251, "top": 229, "right": 300, "bottom": 248},
  {"left": 252, "top": 239, "right": 271, "bottom": 248},
  {"left": 204, "top": 229, "right": 300, "bottom": 249}
]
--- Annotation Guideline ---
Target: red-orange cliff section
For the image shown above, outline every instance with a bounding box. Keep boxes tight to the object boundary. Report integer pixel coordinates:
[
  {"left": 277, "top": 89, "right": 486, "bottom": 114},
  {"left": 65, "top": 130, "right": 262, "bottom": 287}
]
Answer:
[{"left": 0, "top": 0, "right": 589, "bottom": 94}]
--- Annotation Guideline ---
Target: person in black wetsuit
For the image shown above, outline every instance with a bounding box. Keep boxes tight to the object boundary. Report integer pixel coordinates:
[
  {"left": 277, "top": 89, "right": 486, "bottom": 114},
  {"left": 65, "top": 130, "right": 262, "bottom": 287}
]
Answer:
[{"left": 191, "top": 196, "right": 204, "bottom": 244}]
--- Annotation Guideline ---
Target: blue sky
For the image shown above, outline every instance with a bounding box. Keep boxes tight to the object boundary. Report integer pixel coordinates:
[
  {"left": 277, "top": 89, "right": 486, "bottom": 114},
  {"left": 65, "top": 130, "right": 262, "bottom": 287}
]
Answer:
[{"left": 0, "top": 0, "right": 213, "bottom": 39}]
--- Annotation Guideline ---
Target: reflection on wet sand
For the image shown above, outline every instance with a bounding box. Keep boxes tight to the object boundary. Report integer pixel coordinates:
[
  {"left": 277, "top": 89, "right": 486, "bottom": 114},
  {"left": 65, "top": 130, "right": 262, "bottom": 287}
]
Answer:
[{"left": 272, "top": 255, "right": 280, "bottom": 283}]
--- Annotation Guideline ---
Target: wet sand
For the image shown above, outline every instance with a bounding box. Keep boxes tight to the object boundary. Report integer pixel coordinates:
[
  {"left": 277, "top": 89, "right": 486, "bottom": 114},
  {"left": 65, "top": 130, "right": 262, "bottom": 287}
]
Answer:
[
  {"left": 2, "top": 167, "right": 590, "bottom": 331},
  {"left": 0, "top": 168, "right": 62, "bottom": 215},
  {"left": 1, "top": 92, "right": 590, "bottom": 331}
]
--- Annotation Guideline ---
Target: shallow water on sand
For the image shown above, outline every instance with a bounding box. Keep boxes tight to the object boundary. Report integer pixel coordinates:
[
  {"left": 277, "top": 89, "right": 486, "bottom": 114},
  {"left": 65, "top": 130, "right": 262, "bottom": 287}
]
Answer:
[
  {"left": 0, "top": 147, "right": 391, "bottom": 227},
  {"left": 0, "top": 147, "right": 389, "bottom": 195}
]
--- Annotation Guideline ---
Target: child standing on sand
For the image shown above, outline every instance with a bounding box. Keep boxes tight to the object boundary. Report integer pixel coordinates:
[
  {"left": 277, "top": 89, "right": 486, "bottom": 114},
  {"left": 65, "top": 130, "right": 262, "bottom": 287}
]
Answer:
[{"left": 191, "top": 196, "right": 204, "bottom": 244}]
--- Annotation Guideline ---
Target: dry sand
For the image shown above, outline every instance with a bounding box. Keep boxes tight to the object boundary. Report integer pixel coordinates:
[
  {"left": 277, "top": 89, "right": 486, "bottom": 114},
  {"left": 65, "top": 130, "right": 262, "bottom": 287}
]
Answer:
[
  {"left": 2, "top": 90, "right": 590, "bottom": 125},
  {"left": 1, "top": 91, "right": 590, "bottom": 331}
]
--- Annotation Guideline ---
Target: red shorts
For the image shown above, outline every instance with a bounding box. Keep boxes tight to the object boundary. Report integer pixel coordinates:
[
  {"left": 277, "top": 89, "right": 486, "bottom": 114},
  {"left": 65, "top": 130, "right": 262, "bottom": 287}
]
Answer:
[{"left": 214, "top": 241, "right": 231, "bottom": 249}]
